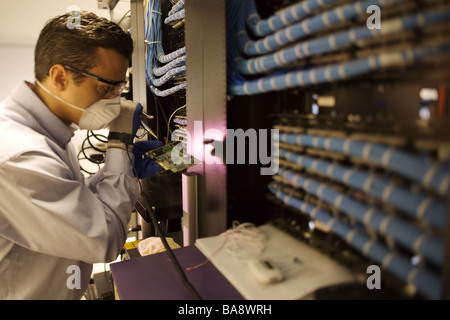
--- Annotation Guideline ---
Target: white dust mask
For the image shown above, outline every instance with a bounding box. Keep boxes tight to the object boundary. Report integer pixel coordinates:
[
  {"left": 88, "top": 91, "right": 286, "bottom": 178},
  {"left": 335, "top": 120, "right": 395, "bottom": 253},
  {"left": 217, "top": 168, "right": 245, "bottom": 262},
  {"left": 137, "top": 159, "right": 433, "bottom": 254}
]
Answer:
[{"left": 36, "top": 80, "right": 121, "bottom": 130}]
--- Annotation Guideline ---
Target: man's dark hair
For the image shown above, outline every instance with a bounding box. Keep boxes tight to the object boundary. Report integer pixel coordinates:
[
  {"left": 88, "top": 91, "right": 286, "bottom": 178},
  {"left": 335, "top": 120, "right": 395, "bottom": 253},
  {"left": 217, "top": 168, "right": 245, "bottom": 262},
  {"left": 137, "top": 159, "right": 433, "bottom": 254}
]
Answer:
[{"left": 35, "top": 11, "right": 134, "bottom": 84}]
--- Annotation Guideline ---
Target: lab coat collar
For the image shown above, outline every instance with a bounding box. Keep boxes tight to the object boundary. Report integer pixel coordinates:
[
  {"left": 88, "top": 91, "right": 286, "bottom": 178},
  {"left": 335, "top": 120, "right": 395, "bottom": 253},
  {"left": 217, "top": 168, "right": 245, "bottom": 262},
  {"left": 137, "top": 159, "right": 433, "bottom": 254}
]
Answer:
[{"left": 10, "top": 81, "right": 77, "bottom": 147}]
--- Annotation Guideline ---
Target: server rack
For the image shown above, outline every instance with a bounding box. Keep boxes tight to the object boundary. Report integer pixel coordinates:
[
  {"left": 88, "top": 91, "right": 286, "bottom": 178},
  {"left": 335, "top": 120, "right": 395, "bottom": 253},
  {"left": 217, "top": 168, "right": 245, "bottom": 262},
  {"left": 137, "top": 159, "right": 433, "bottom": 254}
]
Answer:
[{"left": 132, "top": 0, "right": 450, "bottom": 299}]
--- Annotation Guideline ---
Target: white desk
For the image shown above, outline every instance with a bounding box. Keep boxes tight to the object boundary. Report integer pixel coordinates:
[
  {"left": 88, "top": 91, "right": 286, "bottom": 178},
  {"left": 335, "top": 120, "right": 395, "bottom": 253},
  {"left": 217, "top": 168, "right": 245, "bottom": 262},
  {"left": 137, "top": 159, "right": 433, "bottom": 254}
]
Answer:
[{"left": 195, "top": 224, "right": 356, "bottom": 300}]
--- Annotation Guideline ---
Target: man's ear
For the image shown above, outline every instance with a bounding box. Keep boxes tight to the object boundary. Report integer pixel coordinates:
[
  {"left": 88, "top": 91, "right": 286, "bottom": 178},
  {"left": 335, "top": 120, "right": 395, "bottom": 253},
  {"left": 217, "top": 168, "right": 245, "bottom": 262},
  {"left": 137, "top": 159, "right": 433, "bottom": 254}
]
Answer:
[{"left": 47, "top": 64, "right": 68, "bottom": 91}]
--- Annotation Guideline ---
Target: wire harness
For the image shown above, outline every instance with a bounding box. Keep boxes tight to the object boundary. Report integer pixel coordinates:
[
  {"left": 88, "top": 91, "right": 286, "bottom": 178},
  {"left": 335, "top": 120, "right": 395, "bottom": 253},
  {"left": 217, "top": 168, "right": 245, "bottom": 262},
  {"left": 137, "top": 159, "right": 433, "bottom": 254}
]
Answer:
[{"left": 145, "top": 0, "right": 186, "bottom": 97}]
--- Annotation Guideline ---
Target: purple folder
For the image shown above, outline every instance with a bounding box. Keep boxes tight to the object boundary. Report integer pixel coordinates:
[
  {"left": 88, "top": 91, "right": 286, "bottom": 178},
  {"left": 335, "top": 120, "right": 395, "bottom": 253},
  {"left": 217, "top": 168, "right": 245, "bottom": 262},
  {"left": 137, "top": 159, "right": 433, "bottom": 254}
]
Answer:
[{"left": 110, "top": 245, "right": 244, "bottom": 300}]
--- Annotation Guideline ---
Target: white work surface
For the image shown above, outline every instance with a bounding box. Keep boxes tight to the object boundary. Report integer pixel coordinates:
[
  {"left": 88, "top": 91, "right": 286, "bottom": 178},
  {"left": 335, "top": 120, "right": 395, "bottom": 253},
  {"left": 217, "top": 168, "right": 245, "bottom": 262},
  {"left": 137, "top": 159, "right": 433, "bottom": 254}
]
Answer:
[{"left": 195, "top": 224, "right": 356, "bottom": 300}]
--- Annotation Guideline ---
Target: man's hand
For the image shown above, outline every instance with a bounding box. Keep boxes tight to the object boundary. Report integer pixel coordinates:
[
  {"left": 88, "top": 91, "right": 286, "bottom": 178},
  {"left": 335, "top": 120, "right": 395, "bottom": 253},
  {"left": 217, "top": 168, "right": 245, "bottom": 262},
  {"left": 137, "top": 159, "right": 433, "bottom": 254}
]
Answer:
[
  {"left": 107, "top": 99, "right": 143, "bottom": 150},
  {"left": 132, "top": 140, "right": 165, "bottom": 178},
  {"left": 108, "top": 98, "right": 141, "bottom": 136}
]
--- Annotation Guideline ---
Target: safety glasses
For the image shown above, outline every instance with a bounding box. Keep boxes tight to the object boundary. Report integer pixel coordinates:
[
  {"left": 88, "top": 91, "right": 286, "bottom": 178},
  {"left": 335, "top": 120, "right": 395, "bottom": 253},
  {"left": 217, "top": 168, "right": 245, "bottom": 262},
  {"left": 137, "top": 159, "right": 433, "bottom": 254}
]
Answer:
[{"left": 63, "top": 64, "right": 128, "bottom": 99}]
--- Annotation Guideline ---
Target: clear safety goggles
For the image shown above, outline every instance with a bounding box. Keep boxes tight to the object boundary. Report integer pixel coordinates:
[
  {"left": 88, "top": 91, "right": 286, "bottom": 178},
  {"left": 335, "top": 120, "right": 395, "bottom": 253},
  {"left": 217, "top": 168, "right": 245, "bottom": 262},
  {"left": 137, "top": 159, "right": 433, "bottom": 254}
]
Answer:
[{"left": 63, "top": 64, "right": 128, "bottom": 99}]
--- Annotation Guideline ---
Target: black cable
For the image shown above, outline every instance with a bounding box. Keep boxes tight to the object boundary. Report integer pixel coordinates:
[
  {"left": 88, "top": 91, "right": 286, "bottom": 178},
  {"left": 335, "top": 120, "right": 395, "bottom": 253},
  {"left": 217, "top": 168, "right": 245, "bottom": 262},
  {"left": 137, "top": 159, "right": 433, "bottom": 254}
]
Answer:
[
  {"left": 139, "top": 191, "right": 203, "bottom": 300},
  {"left": 86, "top": 130, "right": 108, "bottom": 153},
  {"left": 77, "top": 149, "right": 102, "bottom": 175},
  {"left": 153, "top": 95, "right": 170, "bottom": 140},
  {"left": 89, "top": 118, "right": 201, "bottom": 299},
  {"left": 78, "top": 130, "right": 109, "bottom": 175}
]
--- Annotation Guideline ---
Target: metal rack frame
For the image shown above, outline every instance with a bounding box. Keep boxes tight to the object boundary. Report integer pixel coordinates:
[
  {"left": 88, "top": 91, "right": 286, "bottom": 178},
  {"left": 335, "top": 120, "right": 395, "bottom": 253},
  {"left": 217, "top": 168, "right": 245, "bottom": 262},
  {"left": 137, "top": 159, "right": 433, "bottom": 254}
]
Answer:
[{"left": 185, "top": 0, "right": 227, "bottom": 238}]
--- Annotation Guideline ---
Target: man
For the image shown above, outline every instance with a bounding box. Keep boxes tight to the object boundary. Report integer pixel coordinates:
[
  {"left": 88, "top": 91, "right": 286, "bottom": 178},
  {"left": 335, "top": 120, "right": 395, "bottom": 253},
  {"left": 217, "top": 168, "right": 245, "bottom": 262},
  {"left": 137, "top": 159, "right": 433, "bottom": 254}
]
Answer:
[{"left": 0, "top": 11, "right": 161, "bottom": 299}]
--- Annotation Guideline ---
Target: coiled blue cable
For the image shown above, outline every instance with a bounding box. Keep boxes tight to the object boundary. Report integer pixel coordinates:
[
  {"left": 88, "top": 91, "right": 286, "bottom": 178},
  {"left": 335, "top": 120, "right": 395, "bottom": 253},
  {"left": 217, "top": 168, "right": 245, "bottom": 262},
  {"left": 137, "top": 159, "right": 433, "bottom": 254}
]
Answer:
[
  {"left": 153, "top": 55, "right": 186, "bottom": 77},
  {"left": 164, "top": 8, "right": 185, "bottom": 25},
  {"left": 151, "top": 65, "right": 186, "bottom": 87},
  {"left": 226, "top": 0, "right": 248, "bottom": 86},
  {"left": 150, "top": 82, "right": 187, "bottom": 97},
  {"left": 168, "top": 0, "right": 184, "bottom": 16},
  {"left": 158, "top": 46, "right": 186, "bottom": 64}
]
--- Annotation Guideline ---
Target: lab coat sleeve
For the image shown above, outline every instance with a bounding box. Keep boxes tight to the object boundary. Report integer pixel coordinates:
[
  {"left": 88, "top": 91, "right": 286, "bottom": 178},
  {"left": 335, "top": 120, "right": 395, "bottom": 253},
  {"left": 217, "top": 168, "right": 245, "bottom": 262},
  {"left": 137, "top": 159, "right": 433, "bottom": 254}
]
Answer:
[
  {"left": 84, "top": 164, "right": 106, "bottom": 193},
  {"left": 0, "top": 147, "right": 139, "bottom": 264}
]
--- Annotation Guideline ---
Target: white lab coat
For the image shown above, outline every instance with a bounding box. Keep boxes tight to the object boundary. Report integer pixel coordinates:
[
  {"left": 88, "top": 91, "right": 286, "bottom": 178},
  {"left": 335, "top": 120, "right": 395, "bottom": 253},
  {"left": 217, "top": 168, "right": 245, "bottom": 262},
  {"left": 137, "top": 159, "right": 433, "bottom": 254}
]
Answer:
[{"left": 0, "top": 81, "right": 139, "bottom": 299}]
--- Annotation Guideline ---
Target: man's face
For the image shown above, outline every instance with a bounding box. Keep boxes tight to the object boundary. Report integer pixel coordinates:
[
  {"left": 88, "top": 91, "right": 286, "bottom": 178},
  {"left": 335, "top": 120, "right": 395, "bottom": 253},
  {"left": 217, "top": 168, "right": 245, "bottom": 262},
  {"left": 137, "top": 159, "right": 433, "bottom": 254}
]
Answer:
[{"left": 64, "top": 47, "right": 129, "bottom": 114}]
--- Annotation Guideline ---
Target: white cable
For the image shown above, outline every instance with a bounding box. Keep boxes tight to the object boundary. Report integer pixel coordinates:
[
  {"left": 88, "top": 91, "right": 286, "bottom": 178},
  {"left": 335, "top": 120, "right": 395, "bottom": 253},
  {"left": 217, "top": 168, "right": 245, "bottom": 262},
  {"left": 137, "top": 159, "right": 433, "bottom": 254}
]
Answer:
[
  {"left": 166, "top": 104, "right": 186, "bottom": 143},
  {"left": 186, "top": 221, "right": 267, "bottom": 271},
  {"left": 222, "top": 221, "right": 267, "bottom": 258}
]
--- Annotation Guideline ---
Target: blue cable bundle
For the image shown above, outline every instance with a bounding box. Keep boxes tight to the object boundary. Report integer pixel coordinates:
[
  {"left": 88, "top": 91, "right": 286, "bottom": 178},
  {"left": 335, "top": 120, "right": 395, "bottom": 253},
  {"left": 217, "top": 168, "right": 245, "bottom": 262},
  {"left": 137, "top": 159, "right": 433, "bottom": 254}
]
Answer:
[
  {"left": 278, "top": 149, "right": 447, "bottom": 230},
  {"left": 151, "top": 83, "right": 187, "bottom": 97},
  {"left": 268, "top": 181, "right": 442, "bottom": 300},
  {"left": 168, "top": 0, "right": 184, "bottom": 16},
  {"left": 153, "top": 55, "right": 186, "bottom": 77},
  {"left": 158, "top": 46, "right": 186, "bottom": 64},
  {"left": 278, "top": 133, "right": 450, "bottom": 197},
  {"left": 164, "top": 8, "right": 185, "bottom": 25},
  {"left": 145, "top": 0, "right": 186, "bottom": 97},
  {"left": 231, "top": 42, "right": 450, "bottom": 95},
  {"left": 226, "top": 0, "right": 248, "bottom": 87},
  {"left": 246, "top": 0, "right": 338, "bottom": 37},
  {"left": 276, "top": 167, "right": 445, "bottom": 267},
  {"left": 238, "top": 7, "right": 450, "bottom": 76},
  {"left": 151, "top": 65, "right": 186, "bottom": 87},
  {"left": 237, "top": 0, "right": 406, "bottom": 56},
  {"left": 270, "top": 127, "right": 449, "bottom": 298},
  {"left": 228, "top": 0, "right": 450, "bottom": 299},
  {"left": 226, "top": 0, "right": 450, "bottom": 95}
]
